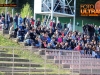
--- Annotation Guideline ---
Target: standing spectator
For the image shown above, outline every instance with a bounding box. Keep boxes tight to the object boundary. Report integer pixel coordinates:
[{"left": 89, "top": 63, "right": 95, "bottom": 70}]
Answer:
[
  {"left": 57, "top": 21, "right": 62, "bottom": 30},
  {"left": 0, "top": 11, "right": 5, "bottom": 18},
  {"left": 94, "top": 25, "right": 99, "bottom": 36},
  {"left": 52, "top": 20, "right": 56, "bottom": 30},
  {"left": 14, "top": 13, "right": 18, "bottom": 30},
  {"left": 67, "top": 22, "right": 72, "bottom": 32},
  {"left": 18, "top": 15, "right": 23, "bottom": 26},
  {"left": 0, "top": 19, "right": 4, "bottom": 29},
  {"left": 26, "top": 15, "right": 30, "bottom": 27},
  {"left": 30, "top": 16, "right": 35, "bottom": 27},
  {"left": 23, "top": 15, "right": 26, "bottom": 25},
  {"left": 49, "top": 20, "right": 53, "bottom": 28},
  {"left": 36, "top": 18, "right": 41, "bottom": 27},
  {"left": 10, "top": 14, "right": 13, "bottom": 27},
  {"left": 6, "top": 12, "right": 10, "bottom": 30},
  {"left": 64, "top": 23, "right": 67, "bottom": 29}
]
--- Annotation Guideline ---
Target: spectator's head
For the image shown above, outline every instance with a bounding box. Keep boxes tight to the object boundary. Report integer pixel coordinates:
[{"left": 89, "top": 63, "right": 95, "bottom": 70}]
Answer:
[
  {"left": 37, "top": 18, "right": 40, "bottom": 21},
  {"left": 7, "top": 11, "right": 9, "bottom": 14},
  {"left": 85, "top": 44, "right": 88, "bottom": 48},
  {"left": 58, "top": 21, "right": 60, "bottom": 23},
  {"left": 18, "top": 15, "right": 21, "bottom": 17},
  {"left": 16, "top": 13, "right": 18, "bottom": 16},
  {"left": 88, "top": 44, "right": 92, "bottom": 49},
  {"left": 65, "top": 42, "right": 68, "bottom": 46}
]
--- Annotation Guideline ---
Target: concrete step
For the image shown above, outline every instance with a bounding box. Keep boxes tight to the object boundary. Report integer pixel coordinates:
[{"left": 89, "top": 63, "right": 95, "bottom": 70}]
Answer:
[
  {"left": 4, "top": 72, "right": 70, "bottom": 75},
  {"left": 0, "top": 50, "right": 7, "bottom": 53},
  {"left": 0, "top": 62, "right": 41, "bottom": 67},
  {"left": 0, "top": 57, "right": 29, "bottom": 62},
  {"left": 2, "top": 30, "right": 9, "bottom": 34},
  {"left": 0, "top": 53, "right": 19, "bottom": 57},
  {"left": 0, "top": 67, "right": 52, "bottom": 72}
]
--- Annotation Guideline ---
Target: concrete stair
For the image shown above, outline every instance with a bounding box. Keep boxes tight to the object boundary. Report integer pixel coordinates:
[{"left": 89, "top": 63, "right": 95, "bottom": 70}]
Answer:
[
  {"left": 0, "top": 53, "right": 19, "bottom": 57},
  {"left": 0, "top": 49, "right": 55, "bottom": 75},
  {"left": 0, "top": 62, "right": 41, "bottom": 67},
  {"left": 0, "top": 57, "right": 29, "bottom": 62},
  {"left": 0, "top": 67, "right": 52, "bottom": 72},
  {"left": 4, "top": 73, "right": 70, "bottom": 75}
]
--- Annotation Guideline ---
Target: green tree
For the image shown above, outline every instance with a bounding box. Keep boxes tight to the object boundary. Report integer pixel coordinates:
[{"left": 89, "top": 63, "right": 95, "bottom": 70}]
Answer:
[
  {"left": 0, "top": 0, "right": 12, "bottom": 13},
  {"left": 20, "top": 3, "right": 32, "bottom": 18}
]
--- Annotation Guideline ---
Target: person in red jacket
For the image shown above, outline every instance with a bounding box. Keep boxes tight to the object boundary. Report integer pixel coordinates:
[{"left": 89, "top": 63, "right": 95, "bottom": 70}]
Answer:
[
  {"left": 30, "top": 16, "right": 35, "bottom": 27},
  {"left": 74, "top": 43, "right": 82, "bottom": 51}
]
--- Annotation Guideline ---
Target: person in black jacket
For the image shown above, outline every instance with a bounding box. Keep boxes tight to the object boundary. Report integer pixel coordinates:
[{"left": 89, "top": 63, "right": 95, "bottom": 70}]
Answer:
[
  {"left": 36, "top": 18, "right": 41, "bottom": 27},
  {"left": 10, "top": 14, "right": 13, "bottom": 27},
  {"left": 57, "top": 21, "right": 62, "bottom": 30},
  {"left": 23, "top": 15, "right": 26, "bottom": 25},
  {"left": 6, "top": 12, "right": 10, "bottom": 30}
]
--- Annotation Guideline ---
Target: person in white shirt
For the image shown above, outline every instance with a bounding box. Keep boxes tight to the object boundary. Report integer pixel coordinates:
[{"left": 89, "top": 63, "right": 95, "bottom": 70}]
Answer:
[{"left": 67, "top": 22, "right": 72, "bottom": 32}]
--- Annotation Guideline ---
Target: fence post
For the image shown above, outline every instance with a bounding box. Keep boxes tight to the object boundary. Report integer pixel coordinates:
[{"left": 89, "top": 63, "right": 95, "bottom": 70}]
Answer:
[
  {"left": 12, "top": 48, "right": 14, "bottom": 75},
  {"left": 91, "top": 62, "right": 93, "bottom": 75},
  {"left": 44, "top": 48, "right": 46, "bottom": 75},
  {"left": 58, "top": 50, "right": 60, "bottom": 75},
  {"left": 79, "top": 52, "right": 81, "bottom": 75},
  {"left": 72, "top": 51, "right": 73, "bottom": 75}
]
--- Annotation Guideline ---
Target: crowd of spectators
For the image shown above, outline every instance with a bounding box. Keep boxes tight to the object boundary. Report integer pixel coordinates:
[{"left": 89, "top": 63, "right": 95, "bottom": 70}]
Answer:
[{"left": 0, "top": 11, "right": 100, "bottom": 58}]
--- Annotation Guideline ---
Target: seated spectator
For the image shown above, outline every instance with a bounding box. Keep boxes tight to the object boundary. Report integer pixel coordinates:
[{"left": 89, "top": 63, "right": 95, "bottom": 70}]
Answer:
[
  {"left": 34, "top": 36, "right": 41, "bottom": 48},
  {"left": 74, "top": 43, "right": 82, "bottom": 51},
  {"left": 92, "top": 50, "right": 97, "bottom": 58},
  {"left": 64, "top": 42, "right": 71, "bottom": 50},
  {"left": 60, "top": 42, "right": 65, "bottom": 49},
  {"left": 47, "top": 43, "right": 51, "bottom": 49},
  {"left": 70, "top": 39, "right": 76, "bottom": 49},
  {"left": 16, "top": 28, "right": 25, "bottom": 42},
  {"left": 36, "top": 27, "right": 41, "bottom": 35},
  {"left": 46, "top": 34, "right": 51, "bottom": 44},
  {"left": 56, "top": 42, "right": 62, "bottom": 49},
  {"left": 9, "top": 25, "right": 14, "bottom": 39},
  {"left": 24, "top": 31, "right": 32, "bottom": 46},
  {"left": 87, "top": 44, "right": 92, "bottom": 55},
  {"left": 50, "top": 37, "right": 57, "bottom": 49},
  {"left": 42, "top": 41, "right": 47, "bottom": 48},
  {"left": 57, "top": 35, "right": 62, "bottom": 43}
]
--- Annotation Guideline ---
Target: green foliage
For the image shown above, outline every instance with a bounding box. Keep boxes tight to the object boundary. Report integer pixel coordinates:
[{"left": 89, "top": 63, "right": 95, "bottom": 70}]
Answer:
[
  {"left": 21, "top": 3, "right": 33, "bottom": 18},
  {"left": 0, "top": 0, "right": 12, "bottom": 13}
]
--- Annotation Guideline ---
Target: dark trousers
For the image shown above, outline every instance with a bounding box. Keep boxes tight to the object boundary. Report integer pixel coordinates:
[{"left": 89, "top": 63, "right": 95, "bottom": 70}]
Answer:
[{"left": 5, "top": 21, "right": 10, "bottom": 30}]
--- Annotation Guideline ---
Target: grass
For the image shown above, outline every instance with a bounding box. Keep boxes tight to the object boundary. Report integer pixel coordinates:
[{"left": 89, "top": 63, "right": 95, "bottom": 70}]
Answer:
[{"left": 0, "top": 34, "right": 70, "bottom": 74}]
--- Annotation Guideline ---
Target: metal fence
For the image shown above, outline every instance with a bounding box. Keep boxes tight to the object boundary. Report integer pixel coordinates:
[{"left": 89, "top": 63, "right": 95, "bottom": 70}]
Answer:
[{"left": 0, "top": 46, "right": 100, "bottom": 75}]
